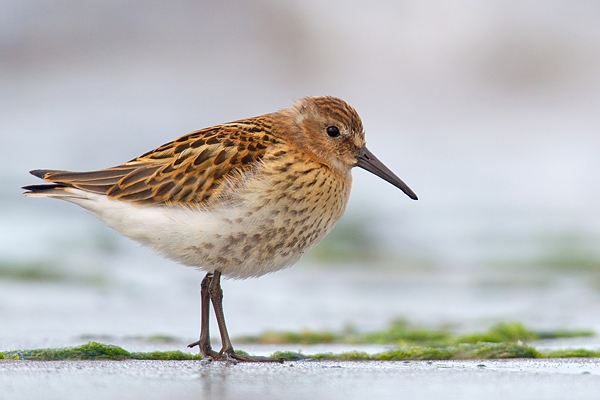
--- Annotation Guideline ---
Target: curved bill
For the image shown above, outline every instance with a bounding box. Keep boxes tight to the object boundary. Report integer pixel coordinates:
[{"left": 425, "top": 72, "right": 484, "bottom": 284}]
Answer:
[{"left": 356, "top": 146, "right": 418, "bottom": 200}]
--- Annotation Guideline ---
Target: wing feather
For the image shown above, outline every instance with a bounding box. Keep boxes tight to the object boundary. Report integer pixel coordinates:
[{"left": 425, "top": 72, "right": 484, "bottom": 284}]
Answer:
[{"left": 32, "top": 118, "right": 280, "bottom": 206}]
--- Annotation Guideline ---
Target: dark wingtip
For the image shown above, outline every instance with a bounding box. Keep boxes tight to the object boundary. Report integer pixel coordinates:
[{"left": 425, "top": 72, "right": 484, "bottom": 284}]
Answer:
[{"left": 30, "top": 169, "right": 50, "bottom": 179}]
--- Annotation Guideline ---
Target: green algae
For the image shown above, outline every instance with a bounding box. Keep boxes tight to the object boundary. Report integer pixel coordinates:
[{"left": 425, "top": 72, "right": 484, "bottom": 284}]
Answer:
[
  {"left": 300, "top": 342, "right": 541, "bottom": 361},
  {"left": 487, "top": 232, "right": 600, "bottom": 273},
  {"left": 307, "top": 216, "right": 382, "bottom": 262},
  {"left": 4, "top": 342, "right": 130, "bottom": 361},
  {"left": 0, "top": 261, "right": 67, "bottom": 282},
  {"left": 350, "top": 319, "right": 451, "bottom": 345},
  {"left": 0, "top": 260, "right": 106, "bottom": 286},
  {"left": 1, "top": 340, "right": 598, "bottom": 362},
  {"left": 237, "top": 330, "right": 339, "bottom": 345},
  {"left": 535, "top": 329, "right": 595, "bottom": 339},
  {"left": 1, "top": 322, "right": 596, "bottom": 362},
  {"left": 144, "top": 334, "right": 180, "bottom": 343},
  {"left": 78, "top": 334, "right": 181, "bottom": 344},
  {"left": 3, "top": 342, "right": 201, "bottom": 361},
  {"left": 270, "top": 351, "right": 306, "bottom": 361},
  {"left": 533, "top": 233, "right": 600, "bottom": 272},
  {"left": 129, "top": 334, "right": 180, "bottom": 344},
  {"left": 237, "top": 321, "right": 593, "bottom": 347},
  {"left": 130, "top": 350, "right": 198, "bottom": 360},
  {"left": 455, "top": 323, "right": 539, "bottom": 344},
  {"left": 544, "top": 348, "right": 600, "bottom": 358}
]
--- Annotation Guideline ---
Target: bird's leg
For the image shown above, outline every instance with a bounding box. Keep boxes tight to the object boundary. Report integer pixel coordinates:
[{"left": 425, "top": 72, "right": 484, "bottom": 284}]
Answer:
[
  {"left": 208, "top": 271, "right": 233, "bottom": 354},
  {"left": 187, "top": 273, "right": 220, "bottom": 359},
  {"left": 209, "top": 271, "right": 283, "bottom": 363}
]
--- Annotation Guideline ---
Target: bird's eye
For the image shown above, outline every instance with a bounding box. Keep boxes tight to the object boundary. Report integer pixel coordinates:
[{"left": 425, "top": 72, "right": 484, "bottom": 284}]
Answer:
[{"left": 326, "top": 126, "right": 340, "bottom": 138}]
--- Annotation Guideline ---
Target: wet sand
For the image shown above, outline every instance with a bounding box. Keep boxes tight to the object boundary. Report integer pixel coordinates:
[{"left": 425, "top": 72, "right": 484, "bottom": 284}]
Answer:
[{"left": 1, "top": 358, "right": 600, "bottom": 400}]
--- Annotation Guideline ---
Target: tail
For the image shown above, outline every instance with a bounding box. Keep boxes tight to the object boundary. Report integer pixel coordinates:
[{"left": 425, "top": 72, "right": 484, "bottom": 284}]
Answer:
[{"left": 23, "top": 169, "right": 81, "bottom": 199}]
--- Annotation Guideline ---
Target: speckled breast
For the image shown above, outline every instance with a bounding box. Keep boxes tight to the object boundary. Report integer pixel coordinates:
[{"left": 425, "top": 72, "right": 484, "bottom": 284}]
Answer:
[{"left": 168, "top": 157, "right": 352, "bottom": 279}]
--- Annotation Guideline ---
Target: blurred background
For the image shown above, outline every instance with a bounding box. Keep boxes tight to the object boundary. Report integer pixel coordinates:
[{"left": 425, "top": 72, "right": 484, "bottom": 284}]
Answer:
[{"left": 1, "top": 0, "right": 600, "bottom": 350}]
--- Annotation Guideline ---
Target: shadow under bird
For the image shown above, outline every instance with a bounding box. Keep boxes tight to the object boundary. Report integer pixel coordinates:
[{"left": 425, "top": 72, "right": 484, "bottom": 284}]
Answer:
[{"left": 23, "top": 96, "right": 417, "bottom": 362}]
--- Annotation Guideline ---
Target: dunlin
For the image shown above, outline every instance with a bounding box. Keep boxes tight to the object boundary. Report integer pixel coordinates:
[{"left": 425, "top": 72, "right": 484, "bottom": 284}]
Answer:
[{"left": 23, "top": 96, "right": 417, "bottom": 362}]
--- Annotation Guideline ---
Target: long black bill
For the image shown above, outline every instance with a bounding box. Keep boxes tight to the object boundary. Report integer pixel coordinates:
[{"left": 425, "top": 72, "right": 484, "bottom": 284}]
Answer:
[{"left": 356, "top": 146, "right": 418, "bottom": 200}]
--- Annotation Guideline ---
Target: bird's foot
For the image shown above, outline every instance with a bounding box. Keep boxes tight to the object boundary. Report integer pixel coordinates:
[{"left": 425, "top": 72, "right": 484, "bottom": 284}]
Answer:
[
  {"left": 187, "top": 340, "right": 222, "bottom": 360},
  {"left": 188, "top": 340, "right": 280, "bottom": 362}
]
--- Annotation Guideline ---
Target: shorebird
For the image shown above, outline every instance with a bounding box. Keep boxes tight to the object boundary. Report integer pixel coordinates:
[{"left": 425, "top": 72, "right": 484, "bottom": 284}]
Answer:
[{"left": 23, "top": 96, "right": 417, "bottom": 362}]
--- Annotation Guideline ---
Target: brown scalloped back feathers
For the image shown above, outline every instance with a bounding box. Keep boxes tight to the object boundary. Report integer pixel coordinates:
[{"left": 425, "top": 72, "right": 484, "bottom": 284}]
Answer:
[{"left": 31, "top": 117, "right": 280, "bottom": 206}]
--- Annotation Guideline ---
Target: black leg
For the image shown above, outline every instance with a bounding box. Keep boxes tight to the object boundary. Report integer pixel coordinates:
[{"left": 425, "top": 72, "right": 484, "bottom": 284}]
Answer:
[
  {"left": 208, "top": 271, "right": 234, "bottom": 354},
  {"left": 187, "top": 273, "right": 220, "bottom": 359}
]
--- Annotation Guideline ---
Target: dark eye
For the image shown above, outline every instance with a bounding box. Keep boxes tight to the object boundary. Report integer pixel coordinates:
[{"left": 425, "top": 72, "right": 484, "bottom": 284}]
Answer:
[{"left": 326, "top": 126, "right": 340, "bottom": 137}]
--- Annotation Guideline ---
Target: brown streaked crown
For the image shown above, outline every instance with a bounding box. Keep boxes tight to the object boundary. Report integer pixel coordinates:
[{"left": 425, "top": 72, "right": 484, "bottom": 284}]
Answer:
[{"left": 281, "top": 96, "right": 366, "bottom": 176}]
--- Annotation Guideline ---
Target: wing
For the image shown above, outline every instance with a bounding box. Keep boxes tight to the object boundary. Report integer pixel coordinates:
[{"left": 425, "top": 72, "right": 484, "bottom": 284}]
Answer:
[{"left": 29, "top": 118, "right": 281, "bottom": 206}]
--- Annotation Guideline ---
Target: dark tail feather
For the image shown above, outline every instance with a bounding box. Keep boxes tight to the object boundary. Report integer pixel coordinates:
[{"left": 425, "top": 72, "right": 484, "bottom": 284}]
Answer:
[
  {"left": 30, "top": 168, "right": 129, "bottom": 182},
  {"left": 22, "top": 183, "right": 68, "bottom": 192}
]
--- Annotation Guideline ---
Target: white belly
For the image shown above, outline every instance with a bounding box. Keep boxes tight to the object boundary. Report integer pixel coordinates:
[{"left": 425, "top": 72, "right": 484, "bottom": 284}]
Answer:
[{"left": 62, "top": 182, "right": 348, "bottom": 279}]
